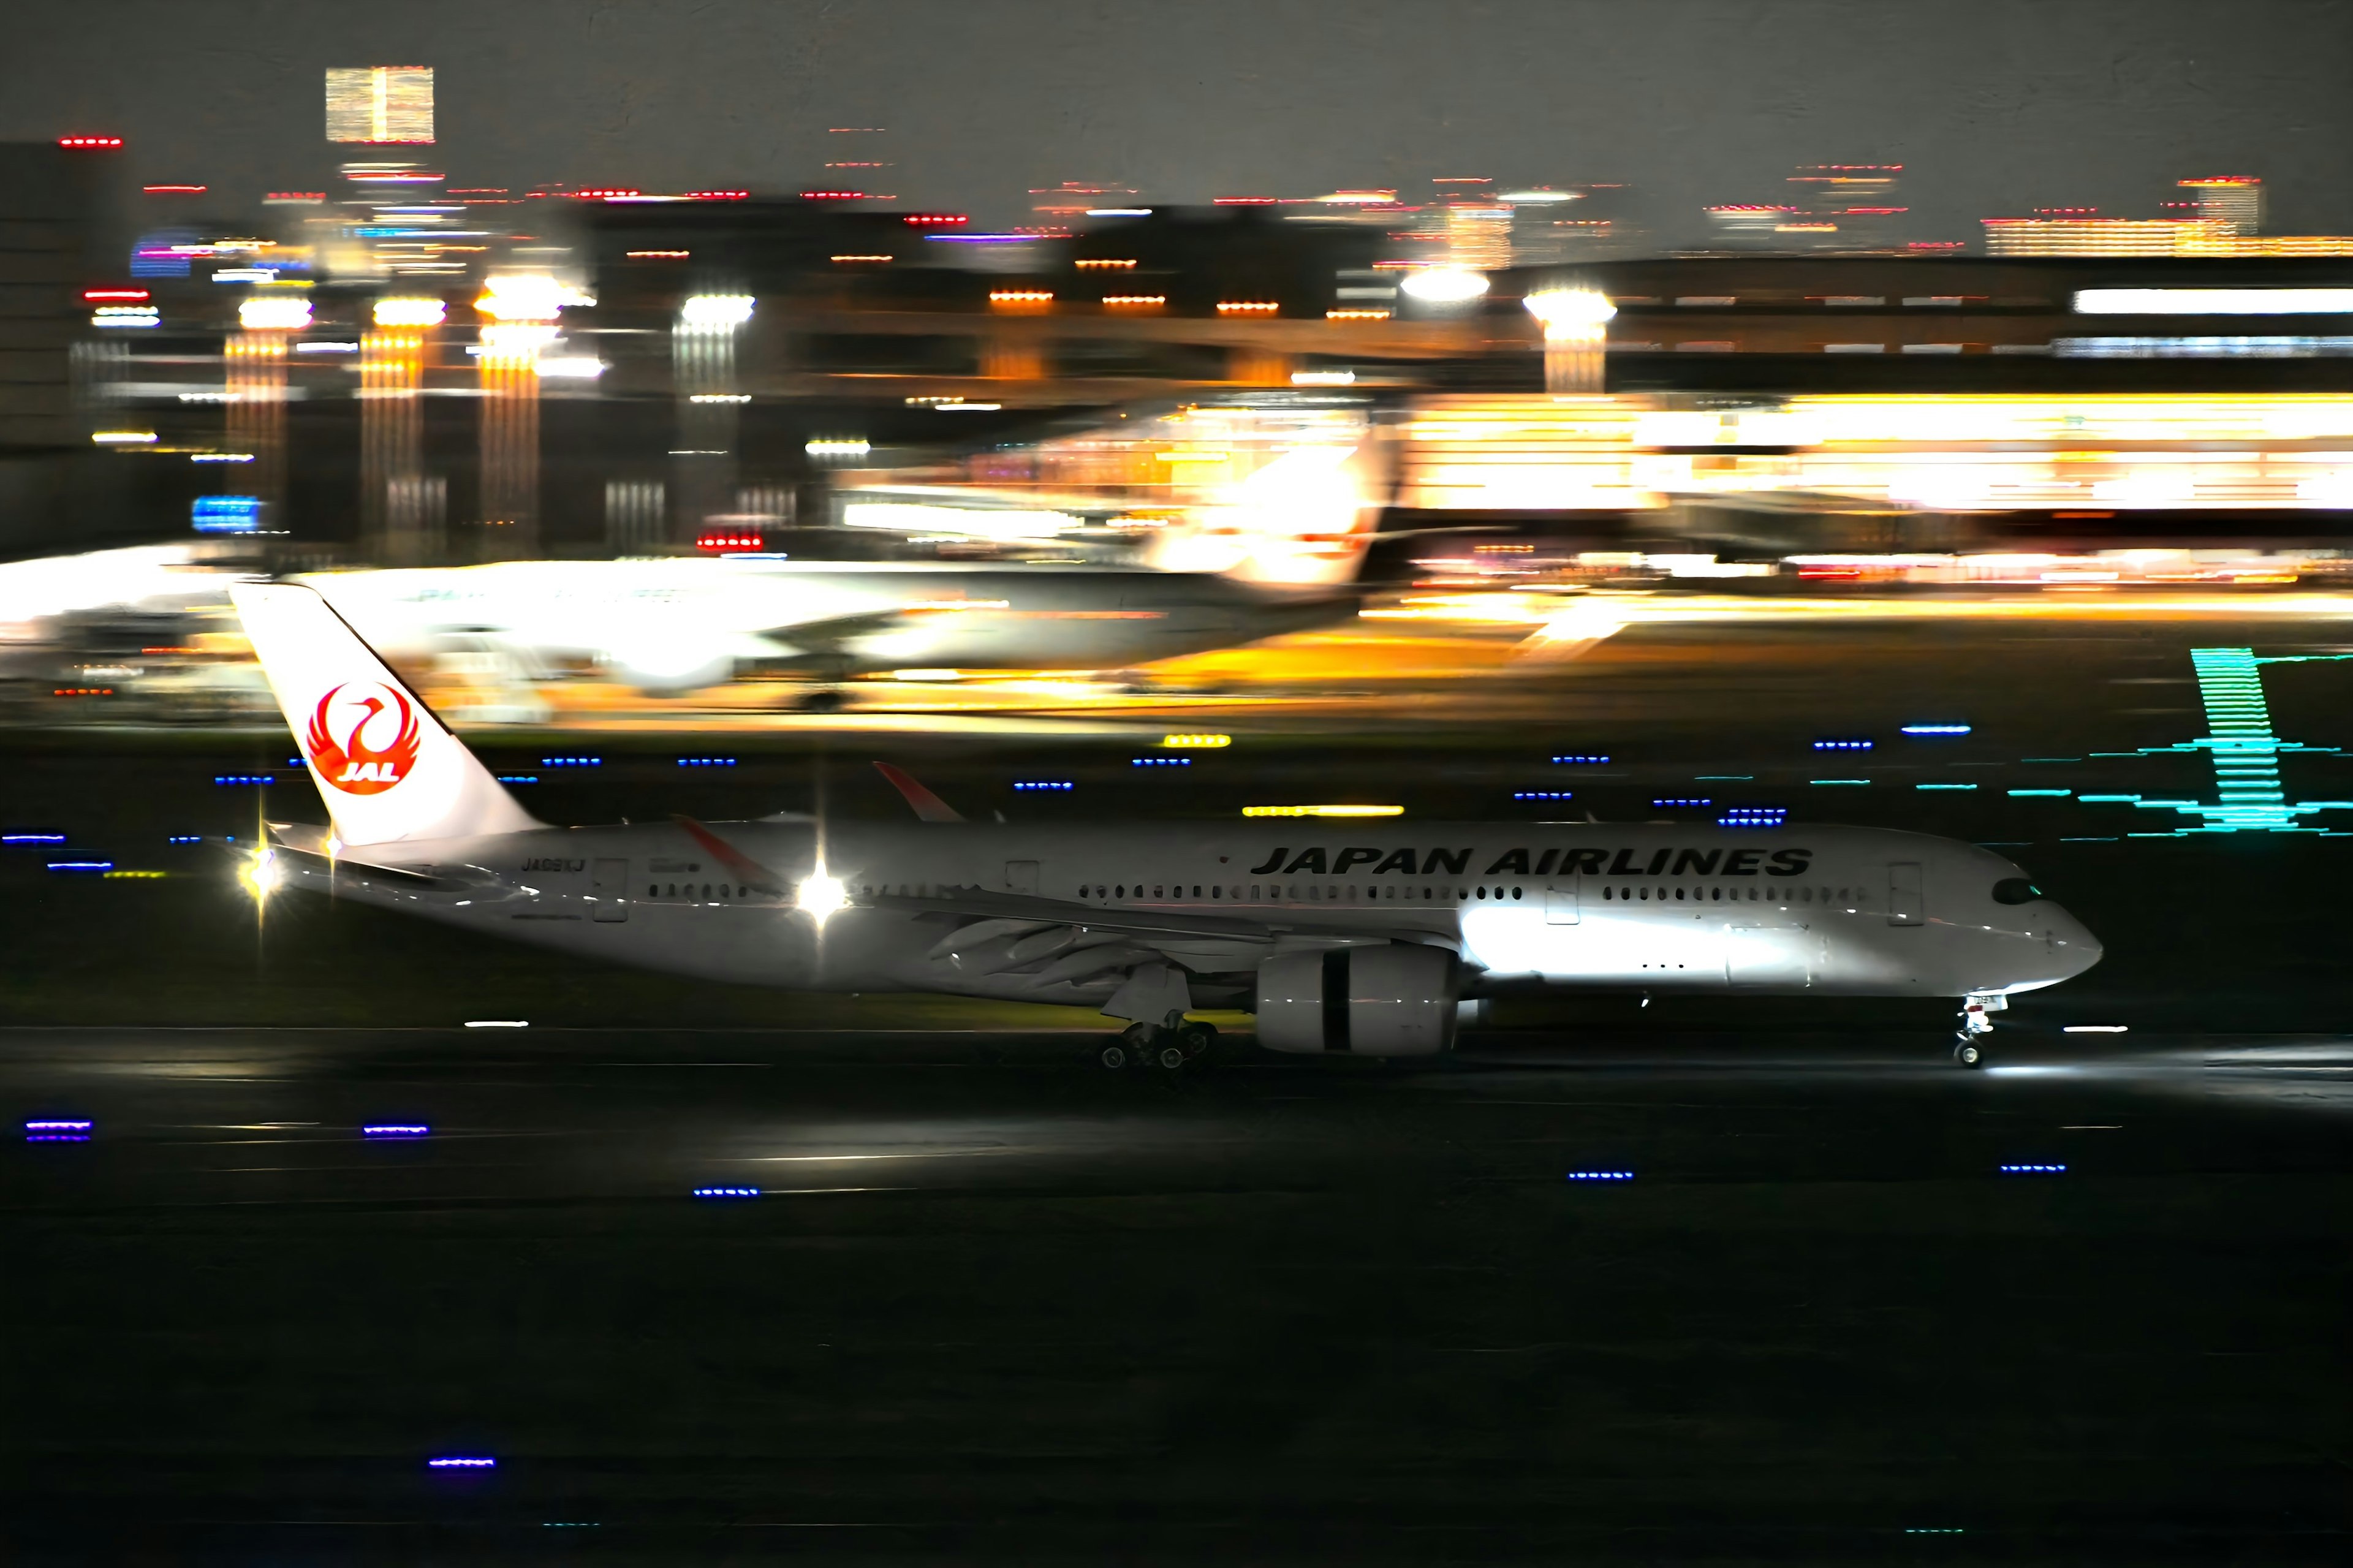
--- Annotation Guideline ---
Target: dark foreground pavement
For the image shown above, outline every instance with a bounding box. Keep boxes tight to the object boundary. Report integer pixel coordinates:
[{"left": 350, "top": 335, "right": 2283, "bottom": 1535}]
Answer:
[{"left": 2, "top": 1025, "right": 2347, "bottom": 1563}]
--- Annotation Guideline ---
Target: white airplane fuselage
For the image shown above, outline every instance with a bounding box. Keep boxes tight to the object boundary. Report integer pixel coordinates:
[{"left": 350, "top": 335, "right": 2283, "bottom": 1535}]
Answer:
[{"left": 268, "top": 819, "right": 2101, "bottom": 1010}]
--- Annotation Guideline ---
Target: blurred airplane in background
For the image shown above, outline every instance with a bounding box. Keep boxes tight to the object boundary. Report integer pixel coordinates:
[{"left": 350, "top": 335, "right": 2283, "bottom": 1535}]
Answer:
[{"left": 297, "top": 555, "right": 1367, "bottom": 703}]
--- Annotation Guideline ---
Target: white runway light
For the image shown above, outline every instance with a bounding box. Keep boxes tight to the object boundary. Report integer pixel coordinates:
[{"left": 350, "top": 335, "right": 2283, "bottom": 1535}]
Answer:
[{"left": 464, "top": 1020, "right": 529, "bottom": 1028}]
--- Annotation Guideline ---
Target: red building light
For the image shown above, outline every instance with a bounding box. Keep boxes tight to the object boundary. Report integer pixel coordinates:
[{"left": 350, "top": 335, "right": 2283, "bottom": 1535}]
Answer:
[
  {"left": 684, "top": 190, "right": 748, "bottom": 200},
  {"left": 902, "top": 213, "right": 968, "bottom": 226},
  {"left": 83, "top": 288, "right": 150, "bottom": 302},
  {"left": 697, "top": 531, "right": 763, "bottom": 552},
  {"left": 143, "top": 184, "right": 207, "bottom": 194},
  {"left": 58, "top": 136, "right": 123, "bottom": 149},
  {"left": 800, "top": 190, "right": 864, "bottom": 200}
]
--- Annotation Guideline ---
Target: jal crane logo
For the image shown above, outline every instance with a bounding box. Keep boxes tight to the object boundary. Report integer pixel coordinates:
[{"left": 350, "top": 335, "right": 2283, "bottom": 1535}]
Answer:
[{"left": 304, "top": 682, "right": 422, "bottom": 795}]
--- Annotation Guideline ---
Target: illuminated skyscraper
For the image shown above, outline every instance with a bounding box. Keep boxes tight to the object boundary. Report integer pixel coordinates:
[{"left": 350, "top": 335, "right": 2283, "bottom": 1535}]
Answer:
[
  {"left": 325, "top": 67, "right": 435, "bottom": 144},
  {"left": 2180, "top": 177, "right": 2264, "bottom": 236},
  {"left": 1784, "top": 165, "right": 1905, "bottom": 252}
]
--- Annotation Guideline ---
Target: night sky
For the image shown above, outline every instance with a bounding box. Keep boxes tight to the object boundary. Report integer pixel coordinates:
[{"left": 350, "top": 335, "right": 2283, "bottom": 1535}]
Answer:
[{"left": 6, "top": 0, "right": 2350, "bottom": 243}]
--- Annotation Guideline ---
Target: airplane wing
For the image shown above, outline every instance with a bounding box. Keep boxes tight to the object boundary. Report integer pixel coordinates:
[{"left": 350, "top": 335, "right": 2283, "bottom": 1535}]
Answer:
[{"left": 752, "top": 607, "right": 912, "bottom": 656}]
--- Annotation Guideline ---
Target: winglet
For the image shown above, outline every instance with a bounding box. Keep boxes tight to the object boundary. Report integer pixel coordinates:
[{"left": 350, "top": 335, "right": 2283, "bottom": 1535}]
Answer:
[{"left": 873, "top": 762, "right": 964, "bottom": 823}]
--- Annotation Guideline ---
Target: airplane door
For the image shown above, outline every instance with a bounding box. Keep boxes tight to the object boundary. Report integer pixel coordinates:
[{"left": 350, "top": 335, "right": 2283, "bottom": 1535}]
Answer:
[
  {"left": 1003, "top": 860, "right": 1039, "bottom": 895},
  {"left": 591, "top": 858, "right": 629, "bottom": 923},
  {"left": 1544, "top": 877, "right": 1580, "bottom": 925},
  {"left": 1887, "top": 862, "right": 1923, "bottom": 926}
]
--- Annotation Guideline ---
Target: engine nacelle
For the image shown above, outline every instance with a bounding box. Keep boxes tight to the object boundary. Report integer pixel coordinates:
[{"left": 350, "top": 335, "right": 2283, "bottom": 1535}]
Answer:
[{"left": 1256, "top": 943, "right": 1460, "bottom": 1056}]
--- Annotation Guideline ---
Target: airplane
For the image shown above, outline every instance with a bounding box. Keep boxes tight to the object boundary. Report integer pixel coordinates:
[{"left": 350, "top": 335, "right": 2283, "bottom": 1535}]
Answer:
[
  {"left": 227, "top": 583, "right": 2103, "bottom": 1070},
  {"left": 294, "top": 556, "right": 1362, "bottom": 703}
]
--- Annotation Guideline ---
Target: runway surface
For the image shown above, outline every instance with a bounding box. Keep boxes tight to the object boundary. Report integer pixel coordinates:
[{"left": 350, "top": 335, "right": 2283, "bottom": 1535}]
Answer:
[{"left": 4, "top": 1025, "right": 2348, "bottom": 1559}]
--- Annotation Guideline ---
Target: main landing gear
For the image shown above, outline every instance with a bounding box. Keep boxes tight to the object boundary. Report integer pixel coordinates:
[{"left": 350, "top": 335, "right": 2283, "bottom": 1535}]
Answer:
[
  {"left": 1952, "top": 992, "right": 2006, "bottom": 1069},
  {"left": 1098, "top": 1020, "right": 1219, "bottom": 1074}
]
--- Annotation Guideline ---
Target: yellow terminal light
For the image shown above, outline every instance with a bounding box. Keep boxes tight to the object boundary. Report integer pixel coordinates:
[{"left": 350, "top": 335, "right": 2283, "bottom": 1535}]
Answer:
[
  {"left": 1161, "top": 733, "right": 1232, "bottom": 749},
  {"left": 1242, "top": 805, "right": 1406, "bottom": 818}
]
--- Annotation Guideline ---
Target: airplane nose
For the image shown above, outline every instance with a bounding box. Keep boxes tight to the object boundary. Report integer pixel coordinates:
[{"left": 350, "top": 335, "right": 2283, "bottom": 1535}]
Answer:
[{"left": 2053, "top": 907, "right": 2104, "bottom": 975}]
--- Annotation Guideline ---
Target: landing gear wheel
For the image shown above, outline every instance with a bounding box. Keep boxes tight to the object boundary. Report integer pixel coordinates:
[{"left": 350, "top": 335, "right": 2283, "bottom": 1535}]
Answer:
[
  {"left": 1953, "top": 1040, "right": 1984, "bottom": 1069},
  {"left": 1156, "top": 1045, "right": 1188, "bottom": 1071},
  {"left": 1098, "top": 1043, "right": 1129, "bottom": 1071}
]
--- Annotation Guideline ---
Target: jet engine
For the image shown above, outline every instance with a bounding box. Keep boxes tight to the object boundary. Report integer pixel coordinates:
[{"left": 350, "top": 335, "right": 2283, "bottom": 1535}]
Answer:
[{"left": 1256, "top": 942, "right": 1460, "bottom": 1056}]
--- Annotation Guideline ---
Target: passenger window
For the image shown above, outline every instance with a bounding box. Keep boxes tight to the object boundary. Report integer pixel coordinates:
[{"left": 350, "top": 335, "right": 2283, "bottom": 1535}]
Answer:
[
  {"left": 1512, "top": 887, "right": 1523, "bottom": 900},
  {"left": 1116, "top": 885, "right": 1124, "bottom": 897},
  {"left": 646, "top": 885, "right": 655, "bottom": 898}
]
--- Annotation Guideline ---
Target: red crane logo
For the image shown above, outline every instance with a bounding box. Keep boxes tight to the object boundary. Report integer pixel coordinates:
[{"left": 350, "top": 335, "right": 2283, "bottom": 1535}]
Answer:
[{"left": 305, "top": 683, "right": 422, "bottom": 796}]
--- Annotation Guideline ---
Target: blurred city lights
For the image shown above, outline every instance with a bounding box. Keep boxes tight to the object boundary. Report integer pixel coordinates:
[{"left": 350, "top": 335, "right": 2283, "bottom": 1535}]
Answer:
[
  {"left": 477, "top": 275, "right": 591, "bottom": 321},
  {"left": 1400, "top": 268, "right": 1489, "bottom": 302},
  {"left": 1241, "top": 805, "right": 1405, "bottom": 817},
  {"left": 372, "top": 296, "right": 446, "bottom": 327},
  {"left": 237, "top": 296, "right": 313, "bottom": 330},
  {"left": 679, "top": 294, "right": 754, "bottom": 327},
  {"left": 2075, "top": 289, "right": 2353, "bottom": 314}
]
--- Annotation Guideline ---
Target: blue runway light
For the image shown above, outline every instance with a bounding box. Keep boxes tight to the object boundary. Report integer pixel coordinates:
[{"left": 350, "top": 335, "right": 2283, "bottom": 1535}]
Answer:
[
  {"left": 495, "top": 776, "right": 539, "bottom": 784},
  {"left": 1550, "top": 754, "right": 1609, "bottom": 765},
  {"left": 363, "top": 1124, "right": 430, "bottom": 1138},
  {"left": 1515, "top": 791, "right": 1574, "bottom": 800},
  {"left": 4, "top": 833, "right": 67, "bottom": 844},
  {"left": 26, "top": 1119, "right": 92, "bottom": 1142},
  {"left": 540, "top": 756, "right": 601, "bottom": 767},
  {"left": 1718, "top": 808, "right": 1787, "bottom": 828},
  {"left": 676, "top": 757, "right": 737, "bottom": 767},
  {"left": 2008, "top": 789, "right": 2072, "bottom": 797},
  {"left": 1917, "top": 782, "right": 1979, "bottom": 791},
  {"left": 213, "top": 775, "right": 271, "bottom": 786},
  {"left": 1012, "top": 781, "right": 1074, "bottom": 792},
  {"left": 1652, "top": 798, "right": 1709, "bottom": 808},
  {"left": 1903, "top": 724, "right": 1972, "bottom": 735},
  {"left": 1131, "top": 756, "right": 1191, "bottom": 767},
  {"left": 694, "top": 1186, "right": 761, "bottom": 1199},
  {"left": 1813, "top": 738, "right": 1873, "bottom": 751},
  {"left": 1566, "top": 1170, "right": 1634, "bottom": 1181},
  {"left": 426, "top": 1456, "right": 496, "bottom": 1469},
  {"left": 47, "top": 860, "right": 112, "bottom": 873},
  {"left": 167, "top": 835, "right": 202, "bottom": 843},
  {"left": 1999, "top": 1163, "right": 2066, "bottom": 1175}
]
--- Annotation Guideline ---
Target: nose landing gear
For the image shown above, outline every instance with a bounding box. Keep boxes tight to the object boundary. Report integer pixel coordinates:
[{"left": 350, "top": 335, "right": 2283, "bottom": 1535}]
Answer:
[{"left": 1953, "top": 992, "right": 2006, "bottom": 1069}]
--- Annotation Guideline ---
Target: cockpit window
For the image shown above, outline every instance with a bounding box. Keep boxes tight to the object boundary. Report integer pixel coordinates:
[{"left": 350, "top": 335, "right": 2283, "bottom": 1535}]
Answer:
[{"left": 1991, "top": 877, "right": 2043, "bottom": 906}]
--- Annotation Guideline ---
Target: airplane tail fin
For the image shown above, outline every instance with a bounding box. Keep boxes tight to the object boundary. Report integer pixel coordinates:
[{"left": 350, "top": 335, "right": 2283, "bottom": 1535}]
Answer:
[
  {"left": 229, "top": 583, "right": 542, "bottom": 847},
  {"left": 873, "top": 762, "right": 965, "bottom": 823}
]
